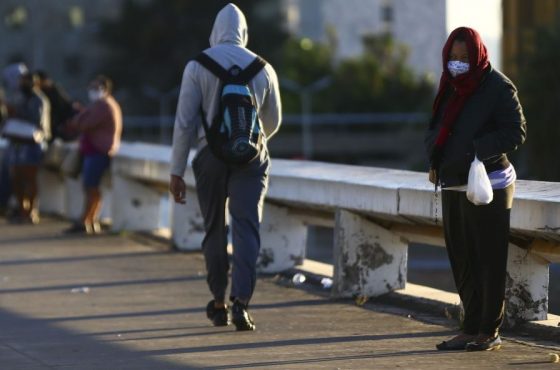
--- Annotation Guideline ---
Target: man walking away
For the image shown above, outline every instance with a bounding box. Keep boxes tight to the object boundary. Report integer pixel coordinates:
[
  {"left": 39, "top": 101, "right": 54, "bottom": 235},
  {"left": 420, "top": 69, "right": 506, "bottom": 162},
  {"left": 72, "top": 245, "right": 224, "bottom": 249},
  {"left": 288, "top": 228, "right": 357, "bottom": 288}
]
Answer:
[{"left": 169, "top": 3, "right": 281, "bottom": 331}]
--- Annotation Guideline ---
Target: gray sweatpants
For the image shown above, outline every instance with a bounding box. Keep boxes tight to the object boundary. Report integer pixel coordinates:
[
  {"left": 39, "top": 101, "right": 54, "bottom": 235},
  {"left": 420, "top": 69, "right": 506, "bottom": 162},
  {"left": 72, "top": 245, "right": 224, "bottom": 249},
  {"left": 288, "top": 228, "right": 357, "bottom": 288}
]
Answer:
[{"left": 192, "top": 145, "right": 270, "bottom": 303}]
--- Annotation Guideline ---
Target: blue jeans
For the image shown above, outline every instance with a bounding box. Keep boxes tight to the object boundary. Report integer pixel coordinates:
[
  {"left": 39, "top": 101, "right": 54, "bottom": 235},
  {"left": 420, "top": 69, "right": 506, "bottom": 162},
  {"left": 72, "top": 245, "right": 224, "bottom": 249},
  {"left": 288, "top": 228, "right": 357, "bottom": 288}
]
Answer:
[
  {"left": 82, "top": 154, "right": 111, "bottom": 188},
  {"left": 6, "top": 142, "right": 43, "bottom": 166}
]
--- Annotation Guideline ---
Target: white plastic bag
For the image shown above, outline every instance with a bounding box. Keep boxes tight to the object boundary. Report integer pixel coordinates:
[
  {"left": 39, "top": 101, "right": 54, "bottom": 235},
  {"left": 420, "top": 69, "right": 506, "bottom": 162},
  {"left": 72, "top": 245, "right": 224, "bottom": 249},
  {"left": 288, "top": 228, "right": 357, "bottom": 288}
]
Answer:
[{"left": 466, "top": 156, "right": 493, "bottom": 205}]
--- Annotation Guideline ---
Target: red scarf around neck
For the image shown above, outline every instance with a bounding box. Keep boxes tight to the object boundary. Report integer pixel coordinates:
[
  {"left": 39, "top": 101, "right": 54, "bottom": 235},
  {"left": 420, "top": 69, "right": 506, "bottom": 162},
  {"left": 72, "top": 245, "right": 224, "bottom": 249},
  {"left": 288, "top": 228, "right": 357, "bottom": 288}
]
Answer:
[{"left": 430, "top": 27, "right": 490, "bottom": 168}]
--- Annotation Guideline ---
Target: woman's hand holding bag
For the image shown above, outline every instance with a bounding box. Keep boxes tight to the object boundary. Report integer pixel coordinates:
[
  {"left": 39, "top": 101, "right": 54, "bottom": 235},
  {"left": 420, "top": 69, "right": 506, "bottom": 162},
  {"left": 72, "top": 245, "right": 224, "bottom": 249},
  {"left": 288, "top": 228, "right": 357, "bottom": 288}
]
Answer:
[{"left": 466, "top": 156, "right": 493, "bottom": 205}]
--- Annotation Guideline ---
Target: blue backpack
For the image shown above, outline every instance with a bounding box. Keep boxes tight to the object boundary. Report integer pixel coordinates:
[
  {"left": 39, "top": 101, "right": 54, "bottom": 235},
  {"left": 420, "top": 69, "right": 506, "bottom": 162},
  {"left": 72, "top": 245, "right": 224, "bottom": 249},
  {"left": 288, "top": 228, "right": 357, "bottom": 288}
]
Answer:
[{"left": 195, "top": 52, "right": 266, "bottom": 164}]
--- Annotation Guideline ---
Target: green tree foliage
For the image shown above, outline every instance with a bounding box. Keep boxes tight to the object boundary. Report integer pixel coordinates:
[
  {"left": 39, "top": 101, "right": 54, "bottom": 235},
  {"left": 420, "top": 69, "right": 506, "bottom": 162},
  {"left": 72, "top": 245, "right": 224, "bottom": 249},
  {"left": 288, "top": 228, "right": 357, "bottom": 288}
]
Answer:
[
  {"left": 97, "top": 0, "right": 287, "bottom": 113},
  {"left": 280, "top": 39, "right": 333, "bottom": 86},
  {"left": 517, "top": 17, "right": 560, "bottom": 181},
  {"left": 279, "top": 38, "right": 334, "bottom": 113},
  {"left": 279, "top": 34, "right": 434, "bottom": 113},
  {"left": 98, "top": 0, "right": 433, "bottom": 116}
]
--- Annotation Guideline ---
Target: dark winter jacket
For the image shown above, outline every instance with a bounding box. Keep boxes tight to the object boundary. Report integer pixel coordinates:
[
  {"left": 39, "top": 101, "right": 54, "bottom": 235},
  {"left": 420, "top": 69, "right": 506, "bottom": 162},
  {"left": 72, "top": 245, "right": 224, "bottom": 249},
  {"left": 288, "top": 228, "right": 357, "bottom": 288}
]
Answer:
[
  {"left": 425, "top": 67, "right": 527, "bottom": 188},
  {"left": 41, "top": 84, "right": 75, "bottom": 141}
]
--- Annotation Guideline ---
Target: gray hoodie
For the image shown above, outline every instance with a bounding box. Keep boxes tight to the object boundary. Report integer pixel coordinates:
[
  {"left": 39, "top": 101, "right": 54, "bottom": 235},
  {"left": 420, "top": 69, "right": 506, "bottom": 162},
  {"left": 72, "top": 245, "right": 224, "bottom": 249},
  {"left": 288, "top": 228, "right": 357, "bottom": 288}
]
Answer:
[{"left": 170, "top": 3, "right": 282, "bottom": 177}]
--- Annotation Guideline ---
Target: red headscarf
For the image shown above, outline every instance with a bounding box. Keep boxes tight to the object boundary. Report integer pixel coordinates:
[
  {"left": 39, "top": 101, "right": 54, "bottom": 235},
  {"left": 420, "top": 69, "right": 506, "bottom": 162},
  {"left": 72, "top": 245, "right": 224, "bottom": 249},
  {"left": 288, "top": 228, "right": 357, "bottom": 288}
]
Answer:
[{"left": 430, "top": 27, "right": 490, "bottom": 169}]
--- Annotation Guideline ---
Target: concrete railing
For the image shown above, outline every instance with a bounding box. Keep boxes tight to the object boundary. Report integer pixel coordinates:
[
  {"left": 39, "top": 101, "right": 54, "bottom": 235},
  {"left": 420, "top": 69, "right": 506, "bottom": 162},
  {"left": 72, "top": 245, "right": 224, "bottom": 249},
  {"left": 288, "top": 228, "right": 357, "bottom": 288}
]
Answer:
[{"left": 2, "top": 140, "right": 559, "bottom": 326}]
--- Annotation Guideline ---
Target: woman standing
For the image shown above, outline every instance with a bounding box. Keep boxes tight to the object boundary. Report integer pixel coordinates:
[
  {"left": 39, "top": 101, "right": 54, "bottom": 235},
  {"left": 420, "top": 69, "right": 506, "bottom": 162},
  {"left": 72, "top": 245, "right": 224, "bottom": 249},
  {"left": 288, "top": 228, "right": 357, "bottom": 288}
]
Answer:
[
  {"left": 65, "top": 75, "right": 122, "bottom": 234},
  {"left": 425, "top": 27, "right": 526, "bottom": 351}
]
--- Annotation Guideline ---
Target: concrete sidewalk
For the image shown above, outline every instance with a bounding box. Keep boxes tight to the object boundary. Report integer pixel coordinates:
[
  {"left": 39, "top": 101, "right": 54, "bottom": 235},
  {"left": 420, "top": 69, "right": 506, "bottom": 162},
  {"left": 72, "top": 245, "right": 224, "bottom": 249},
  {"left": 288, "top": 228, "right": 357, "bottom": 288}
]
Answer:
[{"left": 0, "top": 219, "right": 558, "bottom": 369}]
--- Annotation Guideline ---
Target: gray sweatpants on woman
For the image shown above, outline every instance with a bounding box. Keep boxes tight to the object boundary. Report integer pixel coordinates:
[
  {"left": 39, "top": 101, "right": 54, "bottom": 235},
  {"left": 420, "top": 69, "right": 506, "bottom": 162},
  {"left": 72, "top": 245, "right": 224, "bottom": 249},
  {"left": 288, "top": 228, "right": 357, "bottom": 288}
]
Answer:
[{"left": 192, "top": 145, "right": 270, "bottom": 303}]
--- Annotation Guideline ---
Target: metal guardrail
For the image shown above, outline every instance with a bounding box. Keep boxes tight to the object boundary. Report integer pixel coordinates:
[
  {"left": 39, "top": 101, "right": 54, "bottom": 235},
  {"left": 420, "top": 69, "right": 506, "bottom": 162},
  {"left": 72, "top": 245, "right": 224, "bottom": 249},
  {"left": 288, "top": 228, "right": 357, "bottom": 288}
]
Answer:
[
  {"left": 282, "top": 112, "right": 428, "bottom": 125},
  {"left": 120, "top": 114, "right": 430, "bottom": 166},
  {"left": 121, "top": 113, "right": 429, "bottom": 129}
]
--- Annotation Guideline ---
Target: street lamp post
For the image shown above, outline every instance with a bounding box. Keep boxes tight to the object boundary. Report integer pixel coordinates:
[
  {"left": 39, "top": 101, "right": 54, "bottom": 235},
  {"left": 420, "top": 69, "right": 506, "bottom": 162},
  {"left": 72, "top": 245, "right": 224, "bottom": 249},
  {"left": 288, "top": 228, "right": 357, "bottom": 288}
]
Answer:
[
  {"left": 142, "top": 86, "right": 180, "bottom": 144},
  {"left": 281, "top": 76, "right": 332, "bottom": 160}
]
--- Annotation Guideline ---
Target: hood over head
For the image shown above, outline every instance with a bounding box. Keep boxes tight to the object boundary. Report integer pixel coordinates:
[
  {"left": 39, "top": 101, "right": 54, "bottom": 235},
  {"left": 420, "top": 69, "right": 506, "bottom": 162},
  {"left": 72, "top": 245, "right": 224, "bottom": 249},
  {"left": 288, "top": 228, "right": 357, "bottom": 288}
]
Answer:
[
  {"left": 441, "top": 27, "right": 489, "bottom": 78},
  {"left": 210, "top": 3, "right": 248, "bottom": 47}
]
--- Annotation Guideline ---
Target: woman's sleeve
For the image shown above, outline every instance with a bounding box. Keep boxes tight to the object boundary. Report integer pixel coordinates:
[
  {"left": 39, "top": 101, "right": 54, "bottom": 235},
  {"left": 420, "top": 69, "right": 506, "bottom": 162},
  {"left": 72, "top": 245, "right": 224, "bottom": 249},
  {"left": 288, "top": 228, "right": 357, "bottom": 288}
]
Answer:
[
  {"left": 424, "top": 123, "right": 437, "bottom": 160},
  {"left": 473, "top": 83, "right": 527, "bottom": 160}
]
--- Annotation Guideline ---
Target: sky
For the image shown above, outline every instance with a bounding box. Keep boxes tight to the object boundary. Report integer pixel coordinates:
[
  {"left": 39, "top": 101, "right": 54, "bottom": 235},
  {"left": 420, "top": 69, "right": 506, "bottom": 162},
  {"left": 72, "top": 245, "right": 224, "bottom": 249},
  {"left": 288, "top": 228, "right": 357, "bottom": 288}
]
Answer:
[{"left": 446, "top": 0, "right": 502, "bottom": 68}]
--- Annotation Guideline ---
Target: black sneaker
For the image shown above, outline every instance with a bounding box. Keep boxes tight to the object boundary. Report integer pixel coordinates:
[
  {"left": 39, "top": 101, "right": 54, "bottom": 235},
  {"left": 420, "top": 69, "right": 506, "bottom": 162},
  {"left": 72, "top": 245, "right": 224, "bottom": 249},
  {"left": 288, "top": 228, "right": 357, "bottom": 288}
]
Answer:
[
  {"left": 7, "top": 211, "right": 27, "bottom": 224},
  {"left": 206, "top": 300, "right": 230, "bottom": 327},
  {"left": 465, "top": 335, "right": 502, "bottom": 351},
  {"left": 63, "top": 223, "right": 90, "bottom": 235},
  {"left": 436, "top": 334, "right": 476, "bottom": 351},
  {"left": 231, "top": 301, "right": 255, "bottom": 331}
]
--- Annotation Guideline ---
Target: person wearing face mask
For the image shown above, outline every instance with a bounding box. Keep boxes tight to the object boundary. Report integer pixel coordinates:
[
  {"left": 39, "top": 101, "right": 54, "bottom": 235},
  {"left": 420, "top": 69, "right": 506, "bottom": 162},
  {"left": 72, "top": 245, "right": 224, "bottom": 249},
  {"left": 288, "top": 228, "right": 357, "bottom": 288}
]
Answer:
[
  {"left": 425, "top": 28, "right": 526, "bottom": 351},
  {"left": 65, "top": 75, "right": 122, "bottom": 234},
  {"left": 3, "top": 71, "right": 51, "bottom": 223}
]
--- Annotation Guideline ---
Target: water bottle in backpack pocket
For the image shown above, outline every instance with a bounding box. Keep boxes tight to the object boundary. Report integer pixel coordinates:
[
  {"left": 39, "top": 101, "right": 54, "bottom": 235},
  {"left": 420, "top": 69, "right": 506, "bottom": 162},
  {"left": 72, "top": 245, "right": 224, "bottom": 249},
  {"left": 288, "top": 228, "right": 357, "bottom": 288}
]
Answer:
[{"left": 195, "top": 52, "right": 266, "bottom": 165}]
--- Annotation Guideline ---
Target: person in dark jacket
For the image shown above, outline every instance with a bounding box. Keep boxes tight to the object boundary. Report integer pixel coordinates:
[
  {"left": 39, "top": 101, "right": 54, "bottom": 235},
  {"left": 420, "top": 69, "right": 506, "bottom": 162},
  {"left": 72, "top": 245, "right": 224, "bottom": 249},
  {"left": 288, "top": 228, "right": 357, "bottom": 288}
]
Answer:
[
  {"left": 35, "top": 70, "right": 77, "bottom": 142},
  {"left": 0, "top": 88, "right": 9, "bottom": 214},
  {"left": 5, "top": 72, "right": 51, "bottom": 223},
  {"left": 0, "top": 89, "right": 7, "bottom": 124},
  {"left": 425, "top": 27, "right": 526, "bottom": 351},
  {"left": 0, "top": 63, "right": 28, "bottom": 215}
]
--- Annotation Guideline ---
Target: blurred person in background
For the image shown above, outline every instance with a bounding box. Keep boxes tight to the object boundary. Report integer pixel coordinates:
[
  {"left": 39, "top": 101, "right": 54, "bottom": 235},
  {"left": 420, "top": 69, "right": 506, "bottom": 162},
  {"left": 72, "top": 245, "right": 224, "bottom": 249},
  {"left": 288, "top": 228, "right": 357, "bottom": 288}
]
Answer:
[
  {"left": 65, "top": 75, "right": 122, "bottom": 234},
  {"left": 0, "top": 89, "right": 7, "bottom": 124},
  {"left": 0, "top": 63, "right": 28, "bottom": 215},
  {"left": 35, "top": 70, "right": 79, "bottom": 142},
  {"left": 2, "top": 63, "right": 28, "bottom": 108},
  {"left": 3, "top": 71, "right": 51, "bottom": 224},
  {"left": 0, "top": 87, "right": 8, "bottom": 214},
  {"left": 170, "top": 4, "right": 281, "bottom": 331},
  {"left": 425, "top": 27, "right": 526, "bottom": 352}
]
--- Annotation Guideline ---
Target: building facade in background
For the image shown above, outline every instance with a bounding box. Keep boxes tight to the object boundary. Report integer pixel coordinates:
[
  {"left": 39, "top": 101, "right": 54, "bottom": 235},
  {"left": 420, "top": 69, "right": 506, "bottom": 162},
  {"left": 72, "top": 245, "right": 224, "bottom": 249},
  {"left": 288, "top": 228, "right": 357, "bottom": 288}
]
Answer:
[
  {"left": 0, "top": 0, "right": 148, "bottom": 97},
  {"left": 284, "top": 0, "right": 448, "bottom": 81},
  {"left": 1, "top": 0, "right": 481, "bottom": 98},
  {"left": 502, "top": 0, "right": 560, "bottom": 81}
]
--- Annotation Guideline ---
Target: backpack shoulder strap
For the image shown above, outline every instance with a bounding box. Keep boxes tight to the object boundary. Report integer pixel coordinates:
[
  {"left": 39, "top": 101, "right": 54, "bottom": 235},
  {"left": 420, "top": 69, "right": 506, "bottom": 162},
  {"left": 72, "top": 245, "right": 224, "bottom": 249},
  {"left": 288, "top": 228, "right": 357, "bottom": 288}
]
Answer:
[
  {"left": 195, "top": 52, "right": 229, "bottom": 81},
  {"left": 237, "top": 56, "right": 267, "bottom": 84}
]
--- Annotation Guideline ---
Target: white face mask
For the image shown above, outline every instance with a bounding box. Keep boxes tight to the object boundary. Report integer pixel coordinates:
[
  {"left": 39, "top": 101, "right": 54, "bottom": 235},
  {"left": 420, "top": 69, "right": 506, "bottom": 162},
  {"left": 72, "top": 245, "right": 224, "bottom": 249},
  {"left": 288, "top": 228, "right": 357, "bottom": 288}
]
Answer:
[
  {"left": 88, "top": 88, "right": 106, "bottom": 102},
  {"left": 447, "top": 60, "right": 470, "bottom": 77}
]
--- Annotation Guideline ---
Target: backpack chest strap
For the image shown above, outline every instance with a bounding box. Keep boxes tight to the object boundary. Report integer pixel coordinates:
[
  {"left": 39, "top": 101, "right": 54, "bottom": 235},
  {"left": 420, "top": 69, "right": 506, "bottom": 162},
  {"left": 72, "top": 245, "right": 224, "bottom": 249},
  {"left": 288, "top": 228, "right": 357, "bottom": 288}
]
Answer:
[
  {"left": 195, "top": 53, "right": 267, "bottom": 84},
  {"left": 236, "top": 57, "right": 267, "bottom": 84},
  {"left": 195, "top": 53, "right": 229, "bottom": 81}
]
